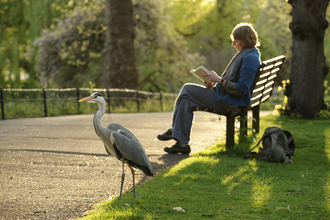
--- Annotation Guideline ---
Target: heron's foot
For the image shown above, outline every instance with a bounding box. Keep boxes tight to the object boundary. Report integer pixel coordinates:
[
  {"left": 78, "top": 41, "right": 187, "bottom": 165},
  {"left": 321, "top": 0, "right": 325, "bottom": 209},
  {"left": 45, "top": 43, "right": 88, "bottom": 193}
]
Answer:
[
  {"left": 157, "top": 128, "right": 173, "bottom": 141},
  {"left": 164, "top": 142, "right": 191, "bottom": 154}
]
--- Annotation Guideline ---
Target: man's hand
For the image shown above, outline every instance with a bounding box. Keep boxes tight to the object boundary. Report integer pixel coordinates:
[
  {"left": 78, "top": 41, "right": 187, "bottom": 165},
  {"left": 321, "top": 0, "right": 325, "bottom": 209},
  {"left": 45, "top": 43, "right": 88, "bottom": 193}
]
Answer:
[
  {"left": 204, "top": 70, "right": 221, "bottom": 83},
  {"left": 204, "top": 81, "right": 214, "bottom": 89}
]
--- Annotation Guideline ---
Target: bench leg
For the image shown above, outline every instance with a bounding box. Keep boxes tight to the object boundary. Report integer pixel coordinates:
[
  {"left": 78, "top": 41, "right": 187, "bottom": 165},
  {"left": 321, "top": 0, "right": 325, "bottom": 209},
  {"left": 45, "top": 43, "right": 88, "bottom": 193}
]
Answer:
[
  {"left": 239, "top": 111, "right": 248, "bottom": 142},
  {"left": 226, "top": 117, "right": 235, "bottom": 150},
  {"left": 252, "top": 105, "right": 260, "bottom": 134}
]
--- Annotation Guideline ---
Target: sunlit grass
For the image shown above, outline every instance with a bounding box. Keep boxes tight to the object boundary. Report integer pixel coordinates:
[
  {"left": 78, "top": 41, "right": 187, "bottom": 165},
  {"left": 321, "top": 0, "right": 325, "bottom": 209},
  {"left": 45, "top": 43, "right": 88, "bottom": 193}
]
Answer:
[{"left": 79, "top": 115, "right": 330, "bottom": 219}]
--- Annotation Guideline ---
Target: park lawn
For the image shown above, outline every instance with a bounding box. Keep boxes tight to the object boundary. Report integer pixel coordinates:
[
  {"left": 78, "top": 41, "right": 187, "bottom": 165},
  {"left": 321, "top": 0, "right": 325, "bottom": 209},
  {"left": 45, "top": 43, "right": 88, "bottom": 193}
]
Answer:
[{"left": 79, "top": 114, "right": 330, "bottom": 220}]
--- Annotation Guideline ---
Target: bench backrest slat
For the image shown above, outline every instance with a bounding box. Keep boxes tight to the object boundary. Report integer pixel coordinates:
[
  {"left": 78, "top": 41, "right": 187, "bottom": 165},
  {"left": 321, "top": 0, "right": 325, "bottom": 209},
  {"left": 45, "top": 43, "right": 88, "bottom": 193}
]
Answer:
[{"left": 250, "top": 55, "right": 285, "bottom": 106}]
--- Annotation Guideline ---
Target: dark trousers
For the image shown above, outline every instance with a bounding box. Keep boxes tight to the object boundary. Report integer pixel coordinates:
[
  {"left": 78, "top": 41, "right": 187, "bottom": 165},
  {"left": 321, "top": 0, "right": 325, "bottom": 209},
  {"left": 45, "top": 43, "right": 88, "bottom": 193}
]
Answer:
[{"left": 171, "top": 83, "right": 228, "bottom": 143}]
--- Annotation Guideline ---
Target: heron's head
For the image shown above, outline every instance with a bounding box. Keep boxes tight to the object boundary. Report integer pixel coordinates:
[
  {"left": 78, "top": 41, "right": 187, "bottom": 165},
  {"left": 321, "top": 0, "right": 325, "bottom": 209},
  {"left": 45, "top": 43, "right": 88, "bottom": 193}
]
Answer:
[{"left": 79, "top": 92, "right": 105, "bottom": 104}]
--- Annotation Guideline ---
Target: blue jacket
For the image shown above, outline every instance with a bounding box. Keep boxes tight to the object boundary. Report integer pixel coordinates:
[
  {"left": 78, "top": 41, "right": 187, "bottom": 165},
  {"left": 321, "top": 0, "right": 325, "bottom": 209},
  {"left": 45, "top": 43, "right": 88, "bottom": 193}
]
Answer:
[{"left": 216, "top": 48, "right": 261, "bottom": 107}]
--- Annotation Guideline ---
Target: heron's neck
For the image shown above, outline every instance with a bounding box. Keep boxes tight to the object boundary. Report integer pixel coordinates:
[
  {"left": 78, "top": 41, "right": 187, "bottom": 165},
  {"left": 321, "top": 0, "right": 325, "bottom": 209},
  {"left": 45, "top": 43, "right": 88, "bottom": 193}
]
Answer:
[
  {"left": 93, "top": 103, "right": 106, "bottom": 135},
  {"left": 97, "top": 102, "right": 106, "bottom": 117}
]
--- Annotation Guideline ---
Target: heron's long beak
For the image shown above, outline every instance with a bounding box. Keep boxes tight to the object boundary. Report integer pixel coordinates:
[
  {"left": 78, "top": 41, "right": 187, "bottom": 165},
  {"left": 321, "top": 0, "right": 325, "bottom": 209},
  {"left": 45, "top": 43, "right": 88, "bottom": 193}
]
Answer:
[{"left": 79, "top": 96, "right": 93, "bottom": 102}]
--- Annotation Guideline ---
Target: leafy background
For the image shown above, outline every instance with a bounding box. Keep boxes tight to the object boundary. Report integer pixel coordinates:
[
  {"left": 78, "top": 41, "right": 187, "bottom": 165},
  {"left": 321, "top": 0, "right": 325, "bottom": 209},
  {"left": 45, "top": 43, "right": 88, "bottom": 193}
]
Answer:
[{"left": 1, "top": 0, "right": 330, "bottom": 93}]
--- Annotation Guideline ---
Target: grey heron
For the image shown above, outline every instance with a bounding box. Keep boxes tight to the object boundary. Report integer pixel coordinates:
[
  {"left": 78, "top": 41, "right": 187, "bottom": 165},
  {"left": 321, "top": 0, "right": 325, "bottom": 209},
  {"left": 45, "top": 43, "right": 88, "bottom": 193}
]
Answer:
[{"left": 79, "top": 92, "right": 154, "bottom": 200}]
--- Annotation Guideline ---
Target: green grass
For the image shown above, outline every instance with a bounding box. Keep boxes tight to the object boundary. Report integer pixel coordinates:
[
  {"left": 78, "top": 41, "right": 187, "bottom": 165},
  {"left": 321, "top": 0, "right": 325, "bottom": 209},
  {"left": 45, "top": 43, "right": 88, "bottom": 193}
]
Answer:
[{"left": 79, "top": 115, "right": 330, "bottom": 220}]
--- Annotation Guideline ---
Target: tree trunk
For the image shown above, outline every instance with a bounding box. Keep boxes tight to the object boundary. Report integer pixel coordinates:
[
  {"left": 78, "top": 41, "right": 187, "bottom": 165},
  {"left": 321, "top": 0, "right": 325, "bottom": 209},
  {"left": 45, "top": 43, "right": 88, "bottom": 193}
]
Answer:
[
  {"left": 287, "top": 0, "right": 329, "bottom": 118},
  {"left": 103, "top": 0, "right": 138, "bottom": 89}
]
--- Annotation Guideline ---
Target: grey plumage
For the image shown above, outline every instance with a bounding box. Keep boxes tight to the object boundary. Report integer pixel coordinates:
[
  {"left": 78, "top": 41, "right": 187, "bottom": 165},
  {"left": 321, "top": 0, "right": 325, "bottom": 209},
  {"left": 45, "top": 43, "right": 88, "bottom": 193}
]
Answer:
[{"left": 79, "top": 92, "right": 153, "bottom": 200}]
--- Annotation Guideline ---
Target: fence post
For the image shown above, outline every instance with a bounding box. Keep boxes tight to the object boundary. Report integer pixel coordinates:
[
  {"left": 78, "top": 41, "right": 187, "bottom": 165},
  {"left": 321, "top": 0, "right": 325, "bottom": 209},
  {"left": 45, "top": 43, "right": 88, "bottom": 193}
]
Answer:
[
  {"left": 159, "top": 92, "right": 163, "bottom": 112},
  {"left": 0, "top": 88, "right": 4, "bottom": 120},
  {"left": 136, "top": 90, "right": 140, "bottom": 113},
  {"left": 43, "top": 88, "right": 47, "bottom": 117},
  {"left": 76, "top": 88, "right": 80, "bottom": 109},
  {"left": 106, "top": 88, "right": 110, "bottom": 113}
]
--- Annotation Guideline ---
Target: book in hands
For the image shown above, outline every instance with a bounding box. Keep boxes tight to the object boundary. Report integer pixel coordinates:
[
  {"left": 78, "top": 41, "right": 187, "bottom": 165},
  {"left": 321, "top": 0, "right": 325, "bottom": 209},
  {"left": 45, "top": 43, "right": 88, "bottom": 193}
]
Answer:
[{"left": 189, "top": 65, "right": 212, "bottom": 83}]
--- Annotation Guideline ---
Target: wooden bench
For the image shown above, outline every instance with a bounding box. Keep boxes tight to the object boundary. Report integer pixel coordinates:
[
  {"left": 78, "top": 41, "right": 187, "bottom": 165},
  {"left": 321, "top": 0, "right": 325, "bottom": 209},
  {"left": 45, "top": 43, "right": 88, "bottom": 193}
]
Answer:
[{"left": 192, "top": 55, "right": 286, "bottom": 150}]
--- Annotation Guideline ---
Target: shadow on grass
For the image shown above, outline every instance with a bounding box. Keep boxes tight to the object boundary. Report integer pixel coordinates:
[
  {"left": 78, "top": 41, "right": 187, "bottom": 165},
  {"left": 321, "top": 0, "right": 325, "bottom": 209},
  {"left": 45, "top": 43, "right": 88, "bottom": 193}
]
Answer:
[{"left": 80, "top": 115, "right": 330, "bottom": 220}]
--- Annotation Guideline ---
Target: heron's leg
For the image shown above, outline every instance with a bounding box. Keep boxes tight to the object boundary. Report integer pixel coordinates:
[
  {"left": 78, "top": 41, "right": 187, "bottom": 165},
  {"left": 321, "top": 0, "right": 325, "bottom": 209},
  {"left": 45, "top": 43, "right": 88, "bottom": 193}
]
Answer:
[
  {"left": 119, "top": 159, "right": 125, "bottom": 201},
  {"left": 126, "top": 163, "right": 136, "bottom": 198}
]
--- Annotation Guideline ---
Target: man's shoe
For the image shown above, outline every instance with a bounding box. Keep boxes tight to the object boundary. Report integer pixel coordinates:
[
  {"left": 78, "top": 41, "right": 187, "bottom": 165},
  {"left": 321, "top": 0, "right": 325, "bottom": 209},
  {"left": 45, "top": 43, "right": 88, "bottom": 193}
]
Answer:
[
  {"left": 164, "top": 142, "right": 191, "bottom": 154},
  {"left": 157, "top": 128, "right": 173, "bottom": 141}
]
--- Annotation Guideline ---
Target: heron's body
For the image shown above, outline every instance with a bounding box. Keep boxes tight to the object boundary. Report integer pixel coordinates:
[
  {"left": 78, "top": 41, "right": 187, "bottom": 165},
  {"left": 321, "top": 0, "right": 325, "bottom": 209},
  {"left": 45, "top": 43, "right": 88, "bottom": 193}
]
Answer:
[{"left": 79, "top": 92, "right": 153, "bottom": 200}]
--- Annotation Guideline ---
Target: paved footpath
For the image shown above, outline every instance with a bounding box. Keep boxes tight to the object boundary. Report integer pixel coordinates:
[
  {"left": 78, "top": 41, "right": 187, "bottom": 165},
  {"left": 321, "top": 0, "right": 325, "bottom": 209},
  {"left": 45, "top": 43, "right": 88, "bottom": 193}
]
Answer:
[{"left": 0, "top": 111, "right": 275, "bottom": 219}]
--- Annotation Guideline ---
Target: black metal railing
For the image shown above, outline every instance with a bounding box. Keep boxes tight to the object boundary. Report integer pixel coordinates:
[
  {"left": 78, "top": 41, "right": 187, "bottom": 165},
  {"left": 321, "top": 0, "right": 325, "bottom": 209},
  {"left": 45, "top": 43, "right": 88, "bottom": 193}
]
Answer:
[{"left": 0, "top": 88, "right": 177, "bottom": 120}]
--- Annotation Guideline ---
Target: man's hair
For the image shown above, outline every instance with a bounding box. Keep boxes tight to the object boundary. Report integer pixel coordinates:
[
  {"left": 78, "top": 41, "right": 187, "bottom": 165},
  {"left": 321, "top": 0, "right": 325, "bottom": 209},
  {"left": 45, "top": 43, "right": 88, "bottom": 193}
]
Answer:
[{"left": 231, "top": 23, "right": 260, "bottom": 48}]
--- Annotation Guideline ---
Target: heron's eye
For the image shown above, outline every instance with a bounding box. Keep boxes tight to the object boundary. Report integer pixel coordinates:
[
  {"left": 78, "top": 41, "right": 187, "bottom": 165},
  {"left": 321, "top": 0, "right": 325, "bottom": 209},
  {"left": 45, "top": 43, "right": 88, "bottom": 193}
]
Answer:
[{"left": 94, "top": 95, "right": 97, "bottom": 98}]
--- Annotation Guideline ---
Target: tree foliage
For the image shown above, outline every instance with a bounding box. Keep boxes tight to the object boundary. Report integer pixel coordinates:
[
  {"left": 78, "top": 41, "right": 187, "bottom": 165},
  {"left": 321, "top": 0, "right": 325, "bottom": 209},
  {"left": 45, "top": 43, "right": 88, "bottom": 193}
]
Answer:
[
  {"left": 254, "top": 1, "right": 292, "bottom": 82},
  {"left": 134, "top": 0, "right": 205, "bottom": 92},
  {"left": 33, "top": 0, "right": 204, "bottom": 92},
  {"left": 0, "top": 0, "right": 295, "bottom": 90},
  {"left": 168, "top": 0, "right": 292, "bottom": 82},
  {"left": 170, "top": 0, "right": 244, "bottom": 72},
  {"left": 2, "top": 0, "right": 330, "bottom": 102},
  {"left": 34, "top": 0, "right": 105, "bottom": 88},
  {"left": 0, "top": 0, "right": 78, "bottom": 88}
]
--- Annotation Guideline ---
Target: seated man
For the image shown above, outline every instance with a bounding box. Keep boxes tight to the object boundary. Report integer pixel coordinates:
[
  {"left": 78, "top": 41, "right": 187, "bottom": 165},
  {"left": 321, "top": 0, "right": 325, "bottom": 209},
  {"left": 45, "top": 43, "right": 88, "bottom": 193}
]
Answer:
[{"left": 157, "top": 23, "right": 261, "bottom": 154}]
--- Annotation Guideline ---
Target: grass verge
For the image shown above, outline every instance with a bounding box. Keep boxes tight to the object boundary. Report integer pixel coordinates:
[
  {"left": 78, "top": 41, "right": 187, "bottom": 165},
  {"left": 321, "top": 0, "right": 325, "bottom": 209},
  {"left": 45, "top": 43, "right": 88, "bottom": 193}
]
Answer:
[{"left": 79, "top": 114, "right": 330, "bottom": 219}]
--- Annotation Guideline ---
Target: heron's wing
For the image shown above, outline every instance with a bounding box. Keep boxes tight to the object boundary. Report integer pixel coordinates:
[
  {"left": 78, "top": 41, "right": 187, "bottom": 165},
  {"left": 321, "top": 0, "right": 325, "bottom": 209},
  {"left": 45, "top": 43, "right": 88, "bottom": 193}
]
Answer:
[
  {"left": 110, "top": 128, "right": 153, "bottom": 176},
  {"left": 107, "top": 123, "right": 139, "bottom": 142},
  {"left": 110, "top": 129, "right": 145, "bottom": 161}
]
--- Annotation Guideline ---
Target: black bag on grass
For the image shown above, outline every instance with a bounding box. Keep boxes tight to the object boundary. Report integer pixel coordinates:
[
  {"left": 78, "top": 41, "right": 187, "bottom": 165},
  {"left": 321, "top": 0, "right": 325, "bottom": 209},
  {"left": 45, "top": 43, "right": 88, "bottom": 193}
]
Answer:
[{"left": 244, "top": 126, "right": 295, "bottom": 163}]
